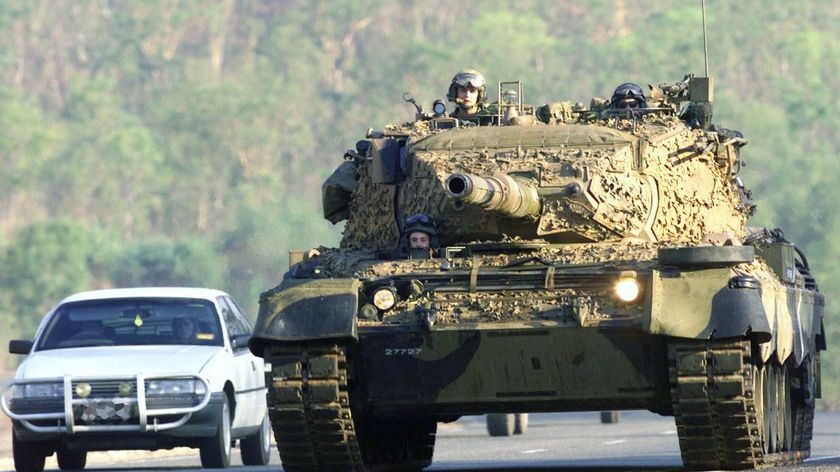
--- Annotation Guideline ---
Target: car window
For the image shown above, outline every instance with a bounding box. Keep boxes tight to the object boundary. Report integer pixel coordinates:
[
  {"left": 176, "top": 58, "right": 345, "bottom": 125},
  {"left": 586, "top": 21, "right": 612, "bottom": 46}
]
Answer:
[
  {"left": 217, "top": 297, "right": 249, "bottom": 338},
  {"left": 225, "top": 296, "right": 254, "bottom": 332},
  {"left": 35, "top": 298, "right": 225, "bottom": 350}
]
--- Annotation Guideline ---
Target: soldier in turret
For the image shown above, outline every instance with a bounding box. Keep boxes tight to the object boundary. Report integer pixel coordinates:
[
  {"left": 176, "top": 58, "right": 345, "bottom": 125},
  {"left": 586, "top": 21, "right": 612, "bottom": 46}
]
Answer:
[
  {"left": 448, "top": 69, "right": 489, "bottom": 117},
  {"left": 609, "top": 82, "right": 648, "bottom": 110}
]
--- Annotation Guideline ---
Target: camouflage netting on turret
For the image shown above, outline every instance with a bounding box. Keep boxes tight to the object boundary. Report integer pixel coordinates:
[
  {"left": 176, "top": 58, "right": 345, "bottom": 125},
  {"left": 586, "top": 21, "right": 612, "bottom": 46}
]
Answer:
[{"left": 339, "top": 113, "right": 747, "bottom": 250}]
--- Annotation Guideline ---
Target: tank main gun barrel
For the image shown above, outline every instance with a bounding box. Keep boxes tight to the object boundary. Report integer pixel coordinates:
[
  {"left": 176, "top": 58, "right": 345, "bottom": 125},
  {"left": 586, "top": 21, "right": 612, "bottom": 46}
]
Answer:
[{"left": 444, "top": 173, "right": 541, "bottom": 219}]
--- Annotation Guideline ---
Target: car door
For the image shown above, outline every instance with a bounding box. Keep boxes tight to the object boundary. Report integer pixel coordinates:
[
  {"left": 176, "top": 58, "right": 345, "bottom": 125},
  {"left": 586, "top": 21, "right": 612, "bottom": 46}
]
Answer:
[{"left": 217, "top": 296, "right": 264, "bottom": 429}]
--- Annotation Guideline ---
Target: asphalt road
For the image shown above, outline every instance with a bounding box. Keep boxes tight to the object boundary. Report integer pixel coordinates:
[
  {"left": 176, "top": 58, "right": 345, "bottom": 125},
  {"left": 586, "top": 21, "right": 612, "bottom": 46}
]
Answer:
[{"left": 4, "top": 410, "right": 839, "bottom": 472}]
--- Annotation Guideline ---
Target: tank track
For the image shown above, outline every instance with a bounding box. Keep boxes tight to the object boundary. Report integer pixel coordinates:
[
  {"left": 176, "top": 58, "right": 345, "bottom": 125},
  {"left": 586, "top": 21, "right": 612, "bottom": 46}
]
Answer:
[
  {"left": 265, "top": 343, "right": 365, "bottom": 472},
  {"left": 669, "top": 339, "right": 806, "bottom": 470}
]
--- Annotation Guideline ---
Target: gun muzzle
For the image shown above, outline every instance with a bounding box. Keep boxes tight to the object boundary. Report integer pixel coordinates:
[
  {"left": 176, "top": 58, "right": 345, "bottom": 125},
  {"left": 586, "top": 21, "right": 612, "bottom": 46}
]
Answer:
[{"left": 444, "top": 173, "right": 541, "bottom": 219}]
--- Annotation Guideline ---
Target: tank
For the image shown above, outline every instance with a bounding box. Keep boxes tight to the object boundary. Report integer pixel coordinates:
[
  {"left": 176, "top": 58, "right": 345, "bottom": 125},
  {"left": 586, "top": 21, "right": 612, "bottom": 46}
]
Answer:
[{"left": 249, "top": 76, "right": 826, "bottom": 471}]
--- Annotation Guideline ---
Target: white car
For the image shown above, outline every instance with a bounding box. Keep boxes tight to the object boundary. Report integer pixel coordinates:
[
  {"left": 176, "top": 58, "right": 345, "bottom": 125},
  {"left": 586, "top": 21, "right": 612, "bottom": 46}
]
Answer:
[{"left": 1, "top": 287, "right": 271, "bottom": 472}]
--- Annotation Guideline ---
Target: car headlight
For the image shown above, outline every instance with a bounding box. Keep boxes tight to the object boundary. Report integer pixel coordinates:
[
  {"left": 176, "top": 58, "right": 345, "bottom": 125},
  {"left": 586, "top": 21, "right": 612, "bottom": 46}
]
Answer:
[
  {"left": 372, "top": 287, "right": 397, "bottom": 311},
  {"left": 147, "top": 379, "right": 199, "bottom": 396},
  {"left": 15, "top": 382, "right": 64, "bottom": 399},
  {"left": 614, "top": 273, "right": 641, "bottom": 303}
]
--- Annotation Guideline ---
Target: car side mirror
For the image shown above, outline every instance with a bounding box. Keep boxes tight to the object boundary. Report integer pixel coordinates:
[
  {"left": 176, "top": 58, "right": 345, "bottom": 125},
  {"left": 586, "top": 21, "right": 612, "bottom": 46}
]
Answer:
[
  {"left": 231, "top": 334, "right": 251, "bottom": 350},
  {"left": 9, "top": 340, "right": 33, "bottom": 355}
]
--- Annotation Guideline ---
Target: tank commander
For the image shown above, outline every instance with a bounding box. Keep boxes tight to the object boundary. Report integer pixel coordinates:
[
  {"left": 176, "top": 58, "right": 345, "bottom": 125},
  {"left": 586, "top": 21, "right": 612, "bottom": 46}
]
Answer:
[
  {"left": 448, "top": 69, "right": 491, "bottom": 117},
  {"left": 402, "top": 213, "right": 439, "bottom": 259},
  {"left": 609, "top": 82, "right": 648, "bottom": 110}
]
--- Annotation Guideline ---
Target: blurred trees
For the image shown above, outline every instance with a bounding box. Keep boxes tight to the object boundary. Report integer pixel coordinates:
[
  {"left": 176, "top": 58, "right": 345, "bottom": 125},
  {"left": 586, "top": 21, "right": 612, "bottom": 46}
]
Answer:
[{"left": 0, "top": 0, "right": 838, "bottom": 405}]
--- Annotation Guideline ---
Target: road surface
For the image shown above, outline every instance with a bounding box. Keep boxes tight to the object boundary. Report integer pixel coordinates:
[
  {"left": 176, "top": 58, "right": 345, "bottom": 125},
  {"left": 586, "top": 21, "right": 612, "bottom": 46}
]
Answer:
[{"left": 3, "top": 410, "right": 840, "bottom": 471}]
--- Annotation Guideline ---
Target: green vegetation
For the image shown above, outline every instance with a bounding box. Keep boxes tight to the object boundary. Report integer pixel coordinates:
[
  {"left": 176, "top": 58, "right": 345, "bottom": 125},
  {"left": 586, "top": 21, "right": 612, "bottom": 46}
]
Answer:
[{"left": 1, "top": 0, "right": 837, "bottom": 406}]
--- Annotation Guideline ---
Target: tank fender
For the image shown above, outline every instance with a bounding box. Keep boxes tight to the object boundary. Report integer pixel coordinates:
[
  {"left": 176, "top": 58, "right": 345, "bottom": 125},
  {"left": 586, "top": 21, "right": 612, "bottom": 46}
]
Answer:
[
  {"left": 649, "top": 268, "right": 771, "bottom": 342},
  {"left": 249, "top": 278, "right": 360, "bottom": 357},
  {"left": 786, "top": 288, "right": 825, "bottom": 366}
]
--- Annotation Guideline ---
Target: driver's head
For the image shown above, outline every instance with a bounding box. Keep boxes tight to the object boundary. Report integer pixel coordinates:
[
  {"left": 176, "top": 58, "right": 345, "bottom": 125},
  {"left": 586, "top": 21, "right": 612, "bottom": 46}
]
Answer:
[
  {"left": 173, "top": 317, "right": 197, "bottom": 340},
  {"left": 409, "top": 230, "right": 431, "bottom": 249}
]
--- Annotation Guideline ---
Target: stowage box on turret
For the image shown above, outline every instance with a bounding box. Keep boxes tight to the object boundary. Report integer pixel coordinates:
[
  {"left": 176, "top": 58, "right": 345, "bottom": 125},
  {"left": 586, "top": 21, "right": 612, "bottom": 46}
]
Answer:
[{"left": 250, "top": 76, "right": 826, "bottom": 471}]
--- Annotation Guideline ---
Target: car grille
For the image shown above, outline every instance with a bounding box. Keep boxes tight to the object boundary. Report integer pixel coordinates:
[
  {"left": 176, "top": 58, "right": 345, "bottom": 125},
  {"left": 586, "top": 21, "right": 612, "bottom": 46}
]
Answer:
[{"left": 71, "top": 380, "right": 139, "bottom": 399}]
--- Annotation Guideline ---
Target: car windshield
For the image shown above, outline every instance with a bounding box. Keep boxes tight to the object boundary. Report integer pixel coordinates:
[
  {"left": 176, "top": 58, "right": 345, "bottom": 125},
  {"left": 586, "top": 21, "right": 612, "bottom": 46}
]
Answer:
[{"left": 35, "top": 297, "right": 225, "bottom": 350}]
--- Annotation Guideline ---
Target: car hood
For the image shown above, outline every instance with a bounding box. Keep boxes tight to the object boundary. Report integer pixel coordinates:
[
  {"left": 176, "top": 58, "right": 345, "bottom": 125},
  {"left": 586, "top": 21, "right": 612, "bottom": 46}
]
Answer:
[{"left": 17, "top": 345, "right": 224, "bottom": 380}]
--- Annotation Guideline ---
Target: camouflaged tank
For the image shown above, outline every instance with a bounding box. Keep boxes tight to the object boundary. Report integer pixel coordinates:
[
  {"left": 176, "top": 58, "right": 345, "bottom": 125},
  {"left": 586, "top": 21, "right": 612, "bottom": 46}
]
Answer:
[{"left": 249, "top": 76, "right": 826, "bottom": 471}]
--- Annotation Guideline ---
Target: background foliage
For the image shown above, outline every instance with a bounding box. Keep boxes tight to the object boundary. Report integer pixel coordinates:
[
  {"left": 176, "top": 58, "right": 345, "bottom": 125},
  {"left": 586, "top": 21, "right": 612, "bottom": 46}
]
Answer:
[{"left": 0, "top": 0, "right": 837, "bottom": 406}]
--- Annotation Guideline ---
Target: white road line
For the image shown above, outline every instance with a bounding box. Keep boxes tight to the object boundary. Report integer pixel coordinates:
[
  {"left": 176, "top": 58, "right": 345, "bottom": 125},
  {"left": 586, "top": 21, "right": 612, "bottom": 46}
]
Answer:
[
  {"left": 658, "top": 430, "right": 677, "bottom": 435},
  {"left": 603, "top": 439, "right": 626, "bottom": 445},
  {"left": 520, "top": 449, "right": 548, "bottom": 454},
  {"left": 805, "top": 454, "right": 840, "bottom": 462}
]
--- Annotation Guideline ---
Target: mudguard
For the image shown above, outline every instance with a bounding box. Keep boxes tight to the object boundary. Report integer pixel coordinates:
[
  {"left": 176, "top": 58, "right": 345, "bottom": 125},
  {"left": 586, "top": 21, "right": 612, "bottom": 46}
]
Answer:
[
  {"left": 648, "top": 268, "right": 771, "bottom": 341},
  {"left": 249, "top": 278, "right": 360, "bottom": 357}
]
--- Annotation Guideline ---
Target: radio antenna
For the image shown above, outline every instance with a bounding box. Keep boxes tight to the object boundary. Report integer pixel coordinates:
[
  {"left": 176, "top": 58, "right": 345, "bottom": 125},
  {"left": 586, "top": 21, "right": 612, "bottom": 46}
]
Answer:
[{"left": 701, "top": 0, "right": 709, "bottom": 76}]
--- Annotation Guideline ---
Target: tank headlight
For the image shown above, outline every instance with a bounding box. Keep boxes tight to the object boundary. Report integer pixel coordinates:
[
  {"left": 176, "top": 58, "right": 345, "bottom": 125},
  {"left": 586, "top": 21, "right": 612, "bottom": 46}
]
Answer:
[
  {"left": 372, "top": 287, "right": 397, "bottom": 311},
  {"left": 614, "top": 277, "right": 640, "bottom": 303},
  {"left": 359, "top": 304, "right": 379, "bottom": 320}
]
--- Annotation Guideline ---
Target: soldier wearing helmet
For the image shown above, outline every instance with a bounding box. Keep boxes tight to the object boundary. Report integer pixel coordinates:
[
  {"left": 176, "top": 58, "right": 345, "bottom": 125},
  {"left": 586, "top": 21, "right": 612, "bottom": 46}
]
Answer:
[
  {"left": 609, "top": 82, "right": 648, "bottom": 110},
  {"left": 401, "top": 213, "right": 439, "bottom": 259},
  {"left": 447, "top": 69, "right": 488, "bottom": 116}
]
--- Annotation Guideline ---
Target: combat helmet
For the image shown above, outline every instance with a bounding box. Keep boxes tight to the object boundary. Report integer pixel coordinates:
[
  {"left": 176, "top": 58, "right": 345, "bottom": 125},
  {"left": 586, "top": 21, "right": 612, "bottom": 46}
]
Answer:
[
  {"left": 447, "top": 69, "right": 487, "bottom": 108},
  {"left": 610, "top": 82, "right": 648, "bottom": 109},
  {"left": 400, "top": 213, "right": 440, "bottom": 250}
]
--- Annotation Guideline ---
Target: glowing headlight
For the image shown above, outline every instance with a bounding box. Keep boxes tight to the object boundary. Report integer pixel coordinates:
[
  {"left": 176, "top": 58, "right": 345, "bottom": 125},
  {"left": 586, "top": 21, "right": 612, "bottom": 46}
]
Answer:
[
  {"left": 17, "top": 382, "right": 64, "bottom": 399},
  {"left": 614, "top": 278, "right": 640, "bottom": 302},
  {"left": 147, "top": 379, "right": 197, "bottom": 396},
  {"left": 372, "top": 288, "right": 397, "bottom": 311}
]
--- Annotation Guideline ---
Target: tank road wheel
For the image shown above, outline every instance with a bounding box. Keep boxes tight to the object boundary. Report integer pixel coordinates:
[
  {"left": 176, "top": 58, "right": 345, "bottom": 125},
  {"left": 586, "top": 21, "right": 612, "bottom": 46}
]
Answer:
[
  {"left": 669, "top": 339, "right": 806, "bottom": 470},
  {"left": 775, "top": 363, "right": 793, "bottom": 452},
  {"left": 486, "top": 414, "right": 515, "bottom": 436},
  {"left": 760, "top": 362, "right": 779, "bottom": 454},
  {"left": 356, "top": 416, "right": 437, "bottom": 471},
  {"left": 514, "top": 413, "right": 529, "bottom": 434}
]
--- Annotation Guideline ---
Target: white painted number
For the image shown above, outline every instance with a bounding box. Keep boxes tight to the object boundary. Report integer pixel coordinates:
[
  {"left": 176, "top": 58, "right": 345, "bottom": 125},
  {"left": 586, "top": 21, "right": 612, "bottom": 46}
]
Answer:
[{"left": 384, "top": 348, "right": 423, "bottom": 356}]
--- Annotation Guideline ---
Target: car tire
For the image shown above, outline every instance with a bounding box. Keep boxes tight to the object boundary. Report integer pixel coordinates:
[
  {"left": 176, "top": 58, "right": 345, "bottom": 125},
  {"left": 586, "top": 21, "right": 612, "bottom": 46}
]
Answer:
[
  {"left": 57, "top": 447, "right": 87, "bottom": 470},
  {"left": 240, "top": 414, "right": 271, "bottom": 466},
  {"left": 200, "top": 396, "right": 232, "bottom": 468},
  {"left": 13, "top": 430, "right": 47, "bottom": 472},
  {"left": 600, "top": 410, "right": 620, "bottom": 424},
  {"left": 486, "top": 413, "right": 515, "bottom": 437},
  {"left": 513, "top": 413, "right": 529, "bottom": 435}
]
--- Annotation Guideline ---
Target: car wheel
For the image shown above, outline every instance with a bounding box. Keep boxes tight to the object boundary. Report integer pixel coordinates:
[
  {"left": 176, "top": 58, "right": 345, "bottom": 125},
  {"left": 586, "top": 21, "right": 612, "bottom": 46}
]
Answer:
[
  {"left": 13, "top": 430, "right": 47, "bottom": 472},
  {"left": 514, "top": 413, "right": 529, "bottom": 434},
  {"left": 600, "top": 411, "right": 620, "bottom": 424},
  {"left": 240, "top": 414, "right": 271, "bottom": 465},
  {"left": 57, "top": 447, "right": 87, "bottom": 470},
  {"left": 486, "top": 413, "right": 515, "bottom": 436},
  {"left": 200, "top": 396, "right": 232, "bottom": 468}
]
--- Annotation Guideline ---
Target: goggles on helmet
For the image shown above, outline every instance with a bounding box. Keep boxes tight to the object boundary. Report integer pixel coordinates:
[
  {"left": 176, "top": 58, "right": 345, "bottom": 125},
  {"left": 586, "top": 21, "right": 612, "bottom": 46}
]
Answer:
[
  {"left": 406, "top": 213, "right": 434, "bottom": 226},
  {"left": 454, "top": 73, "right": 485, "bottom": 89}
]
